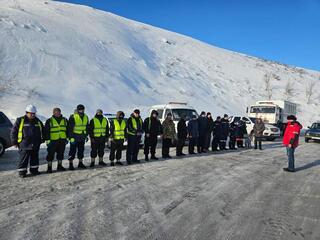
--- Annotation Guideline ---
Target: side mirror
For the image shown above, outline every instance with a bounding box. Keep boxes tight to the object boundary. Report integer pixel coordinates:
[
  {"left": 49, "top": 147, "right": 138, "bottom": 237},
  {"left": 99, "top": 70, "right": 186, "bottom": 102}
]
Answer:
[{"left": 246, "top": 107, "right": 248, "bottom": 113}]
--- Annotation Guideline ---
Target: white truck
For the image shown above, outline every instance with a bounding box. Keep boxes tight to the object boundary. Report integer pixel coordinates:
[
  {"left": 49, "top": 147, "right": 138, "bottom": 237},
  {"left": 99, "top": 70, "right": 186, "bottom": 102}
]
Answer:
[{"left": 247, "top": 100, "right": 297, "bottom": 125}]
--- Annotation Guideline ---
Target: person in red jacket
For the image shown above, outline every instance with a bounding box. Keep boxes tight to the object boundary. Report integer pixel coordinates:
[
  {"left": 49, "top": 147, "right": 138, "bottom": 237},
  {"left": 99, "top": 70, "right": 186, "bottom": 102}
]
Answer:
[{"left": 282, "top": 115, "right": 302, "bottom": 172}]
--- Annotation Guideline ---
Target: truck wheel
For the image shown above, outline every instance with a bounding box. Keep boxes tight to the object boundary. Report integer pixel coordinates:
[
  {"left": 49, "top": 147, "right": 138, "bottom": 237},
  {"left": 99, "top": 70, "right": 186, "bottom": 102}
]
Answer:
[
  {"left": 0, "top": 140, "right": 5, "bottom": 157},
  {"left": 305, "top": 138, "right": 309, "bottom": 143}
]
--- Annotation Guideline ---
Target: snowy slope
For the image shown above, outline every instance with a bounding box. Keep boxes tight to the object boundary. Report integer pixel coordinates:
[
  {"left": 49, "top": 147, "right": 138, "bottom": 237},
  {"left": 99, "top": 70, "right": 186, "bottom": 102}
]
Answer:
[{"left": 0, "top": 0, "right": 319, "bottom": 125}]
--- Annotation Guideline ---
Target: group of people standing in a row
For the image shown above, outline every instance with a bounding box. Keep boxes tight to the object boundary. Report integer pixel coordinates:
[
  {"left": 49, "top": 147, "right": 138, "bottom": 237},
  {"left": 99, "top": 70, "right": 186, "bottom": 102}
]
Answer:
[{"left": 10, "top": 103, "right": 302, "bottom": 178}]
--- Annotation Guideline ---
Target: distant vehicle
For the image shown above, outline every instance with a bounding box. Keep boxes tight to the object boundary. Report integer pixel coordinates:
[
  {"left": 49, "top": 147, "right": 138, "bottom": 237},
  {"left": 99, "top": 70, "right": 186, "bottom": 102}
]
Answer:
[
  {"left": 229, "top": 116, "right": 280, "bottom": 141},
  {"left": 104, "top": 113, "right": 144, "bottom": 149},
  {"left": 149, "top": 102, "right": 199, "bottom": 131},
  {"left": 247, "top": 100, "right": 297, "bottom": 125},
  {"left": 0, "top": 112, "right": 13, "bottom": 157},
  {"left": 305, "top": 121, "right": 320, "bottom": 143}
]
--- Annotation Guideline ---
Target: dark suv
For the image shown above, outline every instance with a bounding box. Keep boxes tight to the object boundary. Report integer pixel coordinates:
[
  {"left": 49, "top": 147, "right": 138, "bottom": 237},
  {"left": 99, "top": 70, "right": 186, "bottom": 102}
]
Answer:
[
  {"left": 305, "top": 122, "right": 320, "bottom": 143},
  {"left": 0, "top": 112, "right": 13, "bottom": 156}
]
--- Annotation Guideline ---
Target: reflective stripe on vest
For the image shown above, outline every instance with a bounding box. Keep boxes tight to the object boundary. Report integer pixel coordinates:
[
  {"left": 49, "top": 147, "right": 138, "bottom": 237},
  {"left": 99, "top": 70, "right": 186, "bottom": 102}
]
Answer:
[
  {"left": 93, "top": 117, "right": 107, "bottom": 137},
  {"left": 113, "top": 119, "right": 126, "bottom": 140},
  {"left": 128, "top": 117, "right": 142, "bottom": 135},
  {"left": 73, "top": 114, "right": 88, "bottom": 135},
  {"left": 18, "top": 118, "right": 42, "bottom": 143},
  {"left": 50, "top": 117, "right": 67, "bottom": 140}
]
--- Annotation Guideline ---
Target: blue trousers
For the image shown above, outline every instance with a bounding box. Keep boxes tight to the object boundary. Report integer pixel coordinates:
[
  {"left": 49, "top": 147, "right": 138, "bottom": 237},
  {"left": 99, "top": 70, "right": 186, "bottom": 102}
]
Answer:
[{"left": 286, "top": 147, "right": 295, "bottom": 170}]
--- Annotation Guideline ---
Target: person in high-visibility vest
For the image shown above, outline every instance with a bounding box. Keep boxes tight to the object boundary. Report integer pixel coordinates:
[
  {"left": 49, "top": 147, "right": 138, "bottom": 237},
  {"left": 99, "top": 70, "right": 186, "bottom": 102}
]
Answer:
[
  {"left": 109, "top": 111, "right": 127, "bottom": 166},
  {"left": 126, "top": 109, "right": 143, "bottom": 165},
  {"left": 68, "top": 104, "right": 89, "bottom": 170},
  {"left": 88, "top": 109, "right": 109, "bottom": 167},
  {"left": 44, "top": 108, "right": 69, "bottom": 173},
  {"left": 143, "top": 110, "right": 162, "bottom": 161},
  {"left": 10, "top": 104, "right": 44, "bottom": 178}
]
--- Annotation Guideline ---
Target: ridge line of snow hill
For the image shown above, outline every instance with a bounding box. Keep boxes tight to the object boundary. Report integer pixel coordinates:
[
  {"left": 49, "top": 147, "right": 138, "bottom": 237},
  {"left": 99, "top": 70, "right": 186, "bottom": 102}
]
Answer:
[{"left": 0, "top": 0, "right": 319, "bottom": 125}]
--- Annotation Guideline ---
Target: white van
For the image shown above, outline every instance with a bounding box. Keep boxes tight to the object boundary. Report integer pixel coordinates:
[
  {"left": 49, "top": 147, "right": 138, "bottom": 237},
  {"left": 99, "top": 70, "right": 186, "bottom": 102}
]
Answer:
[{"left": 149, "top": 102, "right": 199, "bottom": 130}]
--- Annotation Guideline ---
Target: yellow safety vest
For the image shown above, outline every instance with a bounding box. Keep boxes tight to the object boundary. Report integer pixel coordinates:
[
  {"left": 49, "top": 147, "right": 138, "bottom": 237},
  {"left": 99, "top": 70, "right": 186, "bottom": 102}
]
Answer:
[
  {"left": 113, "top": 119, "right": 126, "bottom": 140},
  {"left": 73, "top": 113, "right": 88, "bottom": 135},
  {"left": 18, "top": 117, "right": 42, "bottom": 143},
  {"left": 128, "top": 117, "right": 142, "bottom": 135},
  {"left": 93, "top": 117, "right": 108, "bottom": 137},
  {"left": 50, "top": 117, "right": 67, "bottom": 140}
]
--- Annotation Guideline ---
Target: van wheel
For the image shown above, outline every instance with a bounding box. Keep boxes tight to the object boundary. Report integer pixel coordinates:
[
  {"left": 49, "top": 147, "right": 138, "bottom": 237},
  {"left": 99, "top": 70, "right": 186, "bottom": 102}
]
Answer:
[{"left": 0, "top": 140, "right": 5, "bottom": 157}]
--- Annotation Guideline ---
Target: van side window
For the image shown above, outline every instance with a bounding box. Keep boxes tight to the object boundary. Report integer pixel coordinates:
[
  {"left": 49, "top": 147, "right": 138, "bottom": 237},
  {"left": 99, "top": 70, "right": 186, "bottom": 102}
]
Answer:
[
  {"left": 233, "top": 117, "right": 241, "bottom": 123},
  {"left": 164, "top": 109, "right": 171, "bottom": 118},
  {"left": 156, "top": 109, "right": 164, "bottom": 119}
]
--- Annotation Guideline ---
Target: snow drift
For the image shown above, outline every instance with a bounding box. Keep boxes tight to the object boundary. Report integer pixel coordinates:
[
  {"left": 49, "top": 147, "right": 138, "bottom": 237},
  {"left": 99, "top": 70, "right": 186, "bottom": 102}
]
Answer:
[{"left": 0, "top": 0, "right": 319, "bottom": 125}]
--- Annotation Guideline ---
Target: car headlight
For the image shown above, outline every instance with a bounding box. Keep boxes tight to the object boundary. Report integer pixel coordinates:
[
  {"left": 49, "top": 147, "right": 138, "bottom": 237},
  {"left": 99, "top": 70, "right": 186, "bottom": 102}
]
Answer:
[{"left": 306, "top": 132, "right": 310, "bottom": 136}]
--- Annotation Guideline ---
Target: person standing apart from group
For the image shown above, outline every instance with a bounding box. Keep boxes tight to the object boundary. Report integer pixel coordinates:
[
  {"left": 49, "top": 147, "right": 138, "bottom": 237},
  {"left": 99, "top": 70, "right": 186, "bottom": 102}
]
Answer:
[{"left": 282, "top": 115, "right": 302, "bottom": 172}]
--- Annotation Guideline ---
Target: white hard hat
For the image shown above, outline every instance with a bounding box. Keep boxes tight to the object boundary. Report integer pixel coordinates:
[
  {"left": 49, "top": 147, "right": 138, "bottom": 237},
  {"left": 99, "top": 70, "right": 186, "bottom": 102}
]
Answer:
[{"left": 25, "top": 104, "right": 37, "bottom": 113}]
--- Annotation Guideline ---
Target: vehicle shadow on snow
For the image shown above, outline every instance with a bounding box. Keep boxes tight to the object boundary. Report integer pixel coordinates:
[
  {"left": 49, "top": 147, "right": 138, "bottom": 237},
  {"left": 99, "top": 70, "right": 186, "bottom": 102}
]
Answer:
[{"left": 295, "top": 159, "right": 320, "bottom": 172}]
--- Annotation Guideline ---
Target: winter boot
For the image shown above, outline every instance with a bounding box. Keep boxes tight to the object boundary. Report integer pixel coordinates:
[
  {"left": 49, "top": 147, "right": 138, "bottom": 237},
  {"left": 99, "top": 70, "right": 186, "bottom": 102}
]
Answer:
[
  {"left": 98, "top": 157, "right": 107, "bottom": 166},
  {"left": 69, "top": 161, "right": 75, "bottom": 171},
  {"left": 18, "top": 171, "right": 27, "bottom": 178},
  {"left": 47, "top": 161, "right": 53, "bottom": 174},
  {"left": 151, "top": 155, "right": 158, "bottom": 160},
  {"left": 78, "top": 159, "right": 86, "bottom": 169},
  {"left": 90, "top": 158, "right": 95, "bottom": 167},
  {"left": 110, "top": 161, "right": 115, "bottom": 166},
  {"left": 145, "top": 154, "right": 149, "bottom": 161},
  {"left": 116, "top": 161, "right": 123, "bottom": 166}
]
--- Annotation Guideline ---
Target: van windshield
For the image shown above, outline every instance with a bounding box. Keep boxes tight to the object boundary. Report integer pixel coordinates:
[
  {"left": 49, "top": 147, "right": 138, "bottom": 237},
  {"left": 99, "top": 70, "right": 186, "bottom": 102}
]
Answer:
[
  {"left": 250, "top": 106, "right": 275, "bottom": 113},
  {"left": 172, "top": 109, "right": 198, "bottom": 121}
]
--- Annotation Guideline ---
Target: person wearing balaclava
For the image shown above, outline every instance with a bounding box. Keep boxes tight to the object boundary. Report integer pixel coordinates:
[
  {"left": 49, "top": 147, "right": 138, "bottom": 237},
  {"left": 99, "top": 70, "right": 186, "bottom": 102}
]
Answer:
[
  {"left": 88, "top": 109, "right": 109, "bottom": 167},
  {"left": 68, "top": 104, "right": 89, "bottom": 170},
  {"left": 109, "top": 111, "right": 127, "bottom": 166},
  {"left": 143, "top": 110, "right": 162, "bottom": 161}
]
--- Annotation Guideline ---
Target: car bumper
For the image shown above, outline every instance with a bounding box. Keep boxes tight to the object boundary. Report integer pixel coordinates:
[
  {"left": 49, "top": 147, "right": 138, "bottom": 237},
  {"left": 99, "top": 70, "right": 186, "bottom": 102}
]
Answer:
[{"left": 305, "top": 135, "right": 320, "bottom": 140}]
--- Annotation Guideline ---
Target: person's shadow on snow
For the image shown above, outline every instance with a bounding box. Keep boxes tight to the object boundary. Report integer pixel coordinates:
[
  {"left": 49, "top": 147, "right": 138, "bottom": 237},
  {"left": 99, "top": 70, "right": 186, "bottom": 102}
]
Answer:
[{"left": 296, "top": 159, "right": 320, "bottom": 172}]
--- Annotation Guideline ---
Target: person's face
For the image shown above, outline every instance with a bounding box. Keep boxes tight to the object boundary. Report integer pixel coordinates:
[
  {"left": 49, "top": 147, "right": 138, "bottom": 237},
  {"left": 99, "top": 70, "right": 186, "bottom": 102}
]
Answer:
[
  {"left": 53, "top": 110, "right": 61, "bottom": 118},
  {"left": 134, "top": 112, "right": 139, "bottom": 118},
  {"left": 96, "top": 112, "right": 102, "bottom": 116},
  {"left": 78, "top": 109, "right": 84, "bottom": 115},
  {"left": 119, "top": 114, "right": 124, "bottom": 119},
  {"left": 26, "top": 112, "right": 36, "bottom": 119},
  {"left": 167, "top": 115, "right": 172, "bottom": 120},
  {"left": 152, "top": 113, "right": 158, "bottom": 119},
  {"left": 208, "top": 115, "right": 211, "bottom": 119}
]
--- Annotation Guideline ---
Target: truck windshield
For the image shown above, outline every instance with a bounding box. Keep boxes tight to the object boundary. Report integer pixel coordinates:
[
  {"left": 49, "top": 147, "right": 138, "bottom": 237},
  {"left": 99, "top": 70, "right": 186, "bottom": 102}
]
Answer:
[
  {"left": 250, "top": 106, "right": 275, "bottom": 113},
  {"left": 172, "top": 109, "right": 198, "bottom": 121}
]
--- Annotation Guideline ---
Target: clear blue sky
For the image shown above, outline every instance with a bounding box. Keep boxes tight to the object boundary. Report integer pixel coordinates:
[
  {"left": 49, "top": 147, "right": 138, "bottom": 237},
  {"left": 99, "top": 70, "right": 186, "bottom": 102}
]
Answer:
[{"left": 58, "top": 0, "right": 320, "bottom": 71}]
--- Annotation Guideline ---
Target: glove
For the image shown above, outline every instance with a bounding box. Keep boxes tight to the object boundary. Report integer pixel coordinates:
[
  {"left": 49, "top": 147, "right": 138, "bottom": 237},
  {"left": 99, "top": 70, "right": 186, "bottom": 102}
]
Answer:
[
  {"left": 109, "top": 137, "right": 114, "bottom": 142},
  {"left": 69, "top": 138, "right": 75, "bottom": 145}
]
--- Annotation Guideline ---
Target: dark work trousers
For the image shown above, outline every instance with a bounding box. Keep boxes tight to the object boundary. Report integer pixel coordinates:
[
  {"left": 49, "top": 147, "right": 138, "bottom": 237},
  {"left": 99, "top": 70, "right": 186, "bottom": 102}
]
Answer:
[
  {"left": 126, "top": 135, "right": 140, "bottom": 163},
  {"left": 144, "top": 135, "right": 158, "bottom": 157},
  {"left": 189, "top": 137, "right": 198, "bottom": 154},
  {"left": 237, "top": 139, "right": 244, "bottom": 148},
  {"left": 254, "top": 137, "right": 262, "bottom": 150},
  {"left": 109, "top": 139, "right": 124, "bottom": 162},
  {"left": 212, "top": 135, "right": 220, "bottom": 151},
  {"left": 91, "top": 137, "right": 106, "bottom": 158},
  {"left": 197, "top": 134, "right": 206, "bottom": 153},
  {"left": 229, "top": 137, "right": 236, "bottom": 149},
  {"left": 176, "top": 138, "right": 186, "bottom": 156},
  {"left": 205, "top": 133, "right": 212, "bottom": 150},
  {"left": 219, "top": 137, "right": 227, "bottom": 150},
  {"left": 162, "top": 138, "right": 172, "bottom": 157},
  {"left": 46, "top": 140, "right": 66, "bottom": 162},
  {"left": 18, "top": 148, "right": 40, "bottom": 174},
  {"left": 69, "top": 140, "right": 85, "bottom": 160}
]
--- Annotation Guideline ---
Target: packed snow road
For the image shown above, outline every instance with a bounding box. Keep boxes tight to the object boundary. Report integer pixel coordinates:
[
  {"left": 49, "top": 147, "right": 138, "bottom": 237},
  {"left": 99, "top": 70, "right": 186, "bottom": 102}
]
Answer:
[{"left": 0, "top": 139, "right": 319, "bottom": 240}]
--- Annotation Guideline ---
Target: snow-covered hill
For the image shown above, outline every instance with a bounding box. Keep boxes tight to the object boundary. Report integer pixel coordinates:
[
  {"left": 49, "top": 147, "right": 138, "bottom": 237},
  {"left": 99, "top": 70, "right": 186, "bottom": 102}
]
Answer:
[{"left": 0, "top": 0, "right": 319, "bottom": 125}]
